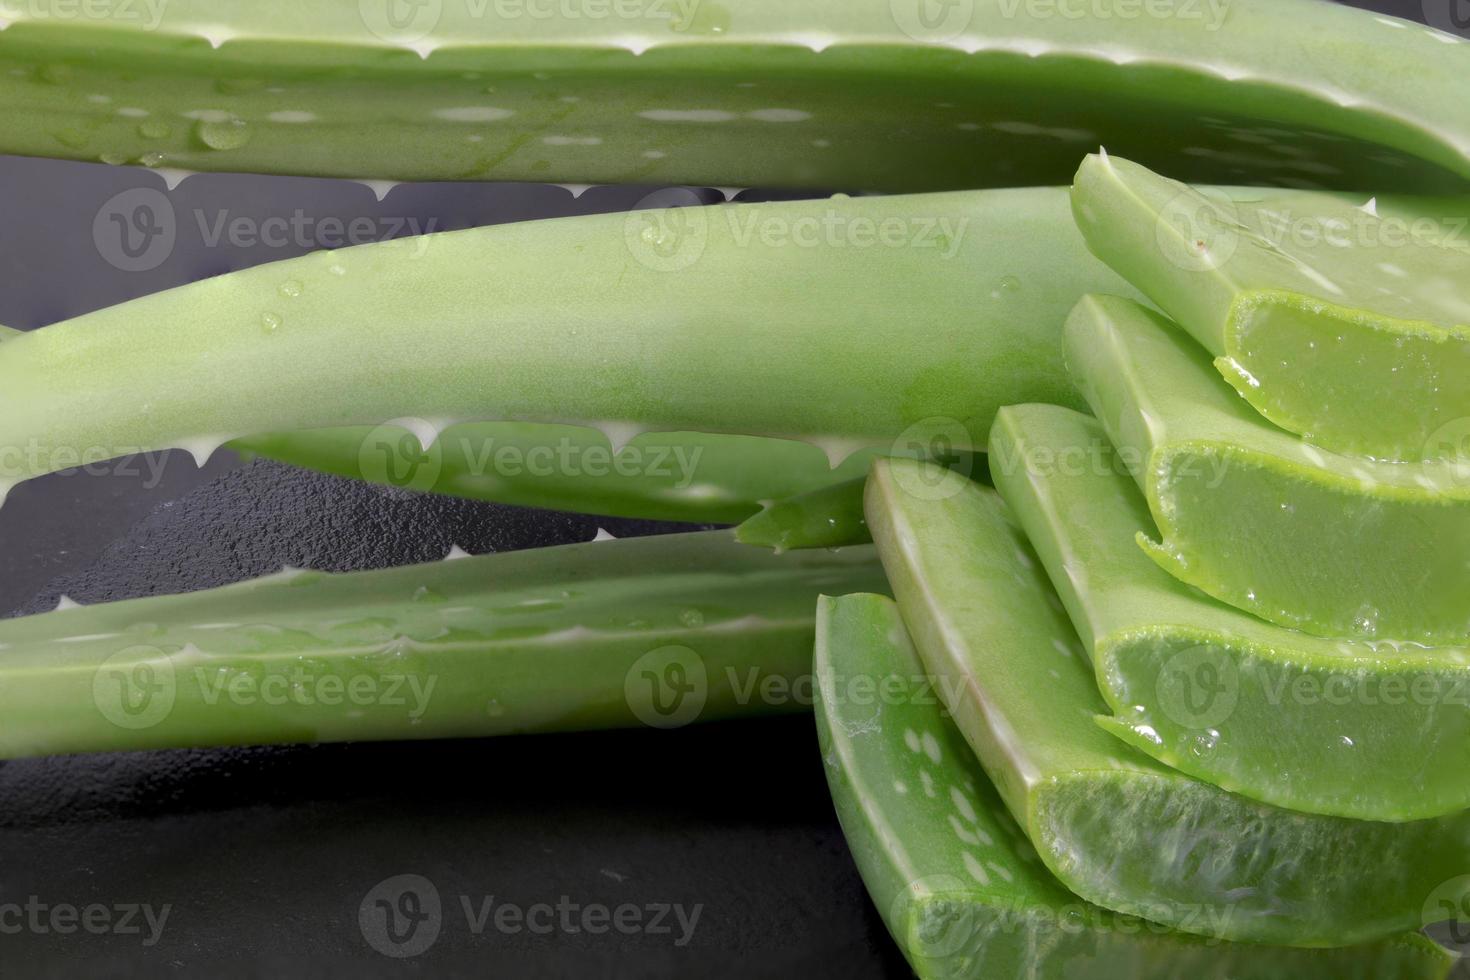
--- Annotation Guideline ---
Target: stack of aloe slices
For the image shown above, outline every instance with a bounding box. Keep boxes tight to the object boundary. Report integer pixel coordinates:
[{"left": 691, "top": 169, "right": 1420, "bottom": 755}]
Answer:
[{"left": 4, "top": 1, "right": 1470, "bottom": 974}]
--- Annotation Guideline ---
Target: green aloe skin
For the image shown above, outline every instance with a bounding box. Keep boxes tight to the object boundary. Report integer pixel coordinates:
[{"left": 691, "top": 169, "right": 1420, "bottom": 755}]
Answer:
[
  {"left": 0, "top": 188, "right": 1133, "bottom": 506},
  {"left": 1065, "top": 294, "right": 1470, "bottom": 645},
  {"left": 864, "top": 457, "right": 1470, "bottom": 948},
  {"left": 990, "top": 403, "right": 1470, "bottom": 823},
  {"left": 1, "top": 2, "right": 1467, "bottom": 191},
  {"left": 1072, "top": 153, "right": 1470, "bottom": 462},
  {"left": 0, "top": 531, "right": 887, "bottom": 758},
  {"left": 814, "top": 593, "right": 1456, "bottom": 979},
  {"left": 236, "top": 423, "right": 877, "bottom": 526}
]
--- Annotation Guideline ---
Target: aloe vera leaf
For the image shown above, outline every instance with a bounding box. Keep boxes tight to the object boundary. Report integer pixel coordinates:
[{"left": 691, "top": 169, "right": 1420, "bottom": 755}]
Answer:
[
  {"left": 234, "top": 423, "right": 876, "bottom": 525},
  {"left": 989, "top": 402, "right": 1470, "bottom": 822},
  {"left": 815, "top": 593, "right": 1457, "bottom": 978},
  {"left": 737, "top": 455, "right": 994, "bottom": 551},
  {"left": 3, "top": 2, "right": 1469, "bottom": 191},
  {"left": 0, "top": 188, "right": 1133, "bottom": 506},
  {"left": 864, "top": 456, "right": 1470, "bottom": 947},
  {"left": 734, "top": 478, "right": 870, "bottom": 552},
  {"left": 1065, "top": 293, "right": 1470, "bottom": 644},
  {"left": 1071, "top": 154, "right": 1470, "bottom": 462},
  {"left": 0, "top": 530, "right": 887, "bottom": 759}
]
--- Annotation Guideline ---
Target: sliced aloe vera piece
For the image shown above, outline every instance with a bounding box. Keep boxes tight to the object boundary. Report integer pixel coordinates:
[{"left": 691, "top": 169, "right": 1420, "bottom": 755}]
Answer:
[
  {"left": 0, "top": 531, "right": 887, "bottom": 759},
  {"left": 235, "top": 423, "right": 876, "bottom": 526},
  {"left": 734, "top": 477, "right": 870, "bottom": 552},
  {"left": 0, "top": 188, "right": 1131, "bottom": 505},
  {"left": 1071, "top": 153, "right": 1470, "bottom": 461},
  {"left": 815, "top": 593, "right": 1457, "bottom": 978},
  {"left": 1065, "top": 293, "right": 1470, "bottom": 644},
  {"left": 865, "top": 457, "right": 1470, "bottom": 947},
  {"left": 2, "top": 2, "right": 1469, "bottom": 191},
  {"left": 990, "top": 402, "right": 1470, "bottom": 822}
]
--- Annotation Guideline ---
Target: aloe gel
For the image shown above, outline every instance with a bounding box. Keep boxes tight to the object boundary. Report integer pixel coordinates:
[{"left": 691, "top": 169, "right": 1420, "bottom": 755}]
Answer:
[
  {"left": 1071, "top": 153, "right": 1470, "bottom": 461},
  {"left": 1065, "top": 294, "right": 1470, "bottom": 645},
  {"left": 2, "top": 2, "right": 1468, "bottom": 190},
  {"left": 864, "top": 457, "right": 1470, "bottom": 948},
  {"left": 815, "top": 593, "right": 1457, "bottom": 978},
  {"left": 990, "top": 403, "right": 1470, "bottom": 823},
  {"left": 0, "top": 531, "right": 887, "bottom": 758}
]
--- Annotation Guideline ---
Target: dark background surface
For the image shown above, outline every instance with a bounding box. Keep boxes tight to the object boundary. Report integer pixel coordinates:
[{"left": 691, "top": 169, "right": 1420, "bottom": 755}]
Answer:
[{"left": 0, "top": 1, "right": 1450, "bottom": 976}]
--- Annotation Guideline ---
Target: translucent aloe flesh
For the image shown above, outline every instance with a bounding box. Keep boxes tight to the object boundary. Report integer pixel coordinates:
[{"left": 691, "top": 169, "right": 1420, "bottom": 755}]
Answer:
[
  {"left": 1067, "top": 294, "right": 1470, "bottom": 645},
  {"left": 864, "top": 457, "right": 1470, "bottom": 948},
  {"left": 1072, "top": 154, "right": 1470, "bottom": 461},
  {"left": 990, "top": 403, "right": 1470, "bottom": 823},
  {"left": 814, "top": 593, "right": 1456, "bottom": 979},
  {"left": 0, "top": 188, "right": 1134, "bottom": 505},
  {"left": 0, "top": 531, "right": 887, "bottom": 759},
  {"left": 235, "top": 423, "right": 875, "bottom": 526},
  {"left": 2, "top": 2, "right": 1468, "bottom": 191}
]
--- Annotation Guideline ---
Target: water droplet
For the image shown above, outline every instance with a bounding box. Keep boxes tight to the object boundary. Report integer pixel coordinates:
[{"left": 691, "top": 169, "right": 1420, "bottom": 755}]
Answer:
[
  {"left": 261, "top": 312, "right": 283, "bottom": 334},
  {"left": 678, "top": 609, "right": 705, "bottom": 628},
  {"left": 413, "top": 586, "right": 447, "bottom": 604},
  {"left": 278, "top": 279, "right": 303, "bottom": 299},
  {"left": 139, "top": 120, "right": 173, "bottom": 140},
  {"left": 196, "top": 117, "right": 251, "bottom": 151},
  {"left": 99, "top": 151, "right": 129, "bottom": 166}
]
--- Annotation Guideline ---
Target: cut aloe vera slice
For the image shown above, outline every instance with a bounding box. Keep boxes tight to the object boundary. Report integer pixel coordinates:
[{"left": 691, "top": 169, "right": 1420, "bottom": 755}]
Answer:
[
  {"left": 0, "top": 531, "right": 887, "bottom": 759},
  {"left": 1065, "top": 293, "right": 1470, "bottom": 644},
  {"left": 235, "top": 423, "right": 876, "bottom": 526},
  {"left": 990, "top": 402, "right": 1470, "bottom": 822},
  {"left": 1071, "top": 153, "right": 1470, "bottom": 461},
  {"left": 865, "top": 457, "right": 1470, "bottom": 947},
  {"left": 734, "top": 477, "right": 870, "bottom": 552},
  {"left": 2, "top": 2, "right": 1468, "bottom": 191},
  {"left": 0, "top": 188, "right": 1131, "bottom": 505},
  {"left": 815, "top": 592, "right": 1456, "bottom": 978}
]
